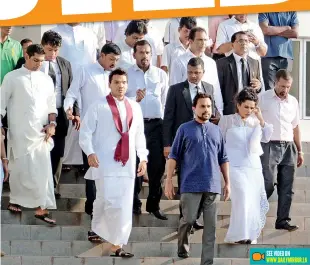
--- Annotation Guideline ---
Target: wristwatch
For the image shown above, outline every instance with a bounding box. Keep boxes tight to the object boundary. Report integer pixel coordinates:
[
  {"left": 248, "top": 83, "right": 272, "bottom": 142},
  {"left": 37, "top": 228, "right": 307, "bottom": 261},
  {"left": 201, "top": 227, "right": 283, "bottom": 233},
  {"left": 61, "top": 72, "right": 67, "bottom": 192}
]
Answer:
[{"left": 49, "top": 121, "right": 57, "bottom": 127}]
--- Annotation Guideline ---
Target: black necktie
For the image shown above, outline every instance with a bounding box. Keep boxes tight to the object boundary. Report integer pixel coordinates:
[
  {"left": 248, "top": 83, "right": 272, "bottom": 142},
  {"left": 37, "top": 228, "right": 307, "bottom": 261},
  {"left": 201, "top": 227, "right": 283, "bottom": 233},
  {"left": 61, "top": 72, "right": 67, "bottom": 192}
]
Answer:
[
  {"left": 195, "top": 85, "right": 199, "bottom": 94},
  {"left": 48, "top": 61, "right": 56, "bottom": 87},
  {"left": 240, "top": 58, "right": 249, "bottom": 88}
]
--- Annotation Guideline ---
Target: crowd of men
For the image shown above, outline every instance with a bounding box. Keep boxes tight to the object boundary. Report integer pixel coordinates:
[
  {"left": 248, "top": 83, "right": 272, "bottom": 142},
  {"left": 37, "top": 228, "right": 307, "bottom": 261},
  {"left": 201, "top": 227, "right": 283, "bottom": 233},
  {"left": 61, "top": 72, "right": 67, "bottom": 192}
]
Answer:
[{"left": 0, "top": 12, "right": 304, "bottom": 263}]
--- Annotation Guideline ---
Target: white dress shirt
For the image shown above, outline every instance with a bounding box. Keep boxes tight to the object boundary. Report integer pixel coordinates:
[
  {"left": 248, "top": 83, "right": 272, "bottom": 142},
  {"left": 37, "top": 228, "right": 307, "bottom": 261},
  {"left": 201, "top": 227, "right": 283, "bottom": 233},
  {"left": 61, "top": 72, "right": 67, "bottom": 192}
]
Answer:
[
  {"left": 214, "top": 17, "right": 267, "bottom": 60},
  {"left": 188, "top": 81, "right": 204, "bottom": 102},
  {"left": 232, "top": 53, "right": 249, "bottom": 92},
  {"left": 126, "top": 64, "right": 169, "bottom": 119},
  {"left": 163, "top": 17, "right": 209, "bottom": 44},
  {"left": 64, "top": 62, "right": 110, "bottom": 119},
  {"left": 80, "top": 22, "right": 106, "bottom": 49},
  {"left": 41, "top": 60, "right": 62, "bottom": 108},
  {"left": 80, "top": 96, "right": 148, "bottom": 179},
  {"left": 258, "top": 89, "right": 299, "bottom": 142},
  {"left": 161, "top": 37, "right": 188, "bottom": 72},
  {"left": 170, "top": 50, "right": 223, "bottom": 114},
  {"left": 52, "top": 24, "right": 98, "bottom": 73},
  {"left": 104, "top": 21, "right": 130, "bottom": 42},
  {"left": 115, "top": 38, "right": 135, "bottom": 70}
]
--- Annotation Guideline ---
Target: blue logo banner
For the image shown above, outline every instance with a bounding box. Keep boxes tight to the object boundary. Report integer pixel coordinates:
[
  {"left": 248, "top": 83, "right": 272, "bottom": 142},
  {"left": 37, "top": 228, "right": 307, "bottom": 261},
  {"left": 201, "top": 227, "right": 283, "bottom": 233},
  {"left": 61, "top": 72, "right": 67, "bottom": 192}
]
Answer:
[{"left": 250, "top": 248, "right": 310, "bottom": 264}]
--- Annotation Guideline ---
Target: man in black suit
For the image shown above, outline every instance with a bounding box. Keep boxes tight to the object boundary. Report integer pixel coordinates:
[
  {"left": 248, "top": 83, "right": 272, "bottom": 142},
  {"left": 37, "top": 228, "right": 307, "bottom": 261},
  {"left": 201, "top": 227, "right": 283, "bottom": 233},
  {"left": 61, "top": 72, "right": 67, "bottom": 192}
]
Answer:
[
  {"left": 41, "top": 30, "right": 79, "bottom": 198},
  {"left": 163, "top": 57, "right": 221, "bottom": 231},
  {"left": 216, "top": 31, "right": 262, "bottom": 115}
]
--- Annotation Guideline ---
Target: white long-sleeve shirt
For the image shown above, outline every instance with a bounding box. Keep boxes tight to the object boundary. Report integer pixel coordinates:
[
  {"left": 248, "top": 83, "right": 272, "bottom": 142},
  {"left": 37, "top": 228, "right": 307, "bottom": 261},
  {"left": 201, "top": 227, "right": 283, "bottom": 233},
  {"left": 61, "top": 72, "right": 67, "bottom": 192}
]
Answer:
[
  {"left": 104, "top": 20, "right": 130, "bottom": 42},
  {"left": 52, "top": 24, "right": 98, "bottom": 73},
  {"left": 1, "top": 66, "right": 57, "bottom": 158},
  {"left": 170, "top": 50, "right": 223, "bottom": 114},
  {"left": 126, "top": 64, "right": 169, "bottom": 119},
  {"left": 63, "top": 62, "right": 110, "bottom": 119},
  {"left": 79, "top": 97, "right": 148, "bottom": 179},
  {"left": 115, "top": 38, "right": 136, "bottom": 71},
  {"left": 80, "top": 22, "right": 107, "bottom": 49}
]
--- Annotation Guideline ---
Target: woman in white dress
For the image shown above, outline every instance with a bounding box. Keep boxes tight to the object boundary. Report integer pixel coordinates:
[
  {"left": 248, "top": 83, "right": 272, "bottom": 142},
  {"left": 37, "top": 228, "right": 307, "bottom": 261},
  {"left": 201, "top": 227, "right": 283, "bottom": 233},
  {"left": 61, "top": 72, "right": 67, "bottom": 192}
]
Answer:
[{"left": 218, "top": 89, "right": 272, "bottom": 244}]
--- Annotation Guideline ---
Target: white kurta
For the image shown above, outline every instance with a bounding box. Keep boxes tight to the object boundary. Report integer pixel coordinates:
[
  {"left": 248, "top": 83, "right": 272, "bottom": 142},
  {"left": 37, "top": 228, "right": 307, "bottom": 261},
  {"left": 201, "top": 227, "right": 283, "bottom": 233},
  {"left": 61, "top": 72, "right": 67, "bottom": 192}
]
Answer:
[
  {"left": 79, "top": 96, "right": 148, "bottom": 245},
  {"left": 218, "top": 114, "right": 272, "bottom": 242},
  {"left": 52, "top": 24, "right": 98, "bottom": 166},
  {"left": 0, "top": 67, "right": 57, "bottom": 209}
]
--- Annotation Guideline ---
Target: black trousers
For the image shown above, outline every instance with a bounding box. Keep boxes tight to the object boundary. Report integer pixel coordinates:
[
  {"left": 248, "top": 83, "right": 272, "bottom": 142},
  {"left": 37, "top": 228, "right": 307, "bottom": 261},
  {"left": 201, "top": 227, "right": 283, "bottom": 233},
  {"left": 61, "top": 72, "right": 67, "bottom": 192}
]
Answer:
[
  {"left": 261, "top": 141, "right": 297, "bottom": 226},
  {"left": 134, "top": 119, "right": 166, "bottom": 213},
  {"left": 50, "top": 108, "right": 67, "bottom": 188},
  {"left": 82, "top": 151, "right": 96, "bottom": 216}
]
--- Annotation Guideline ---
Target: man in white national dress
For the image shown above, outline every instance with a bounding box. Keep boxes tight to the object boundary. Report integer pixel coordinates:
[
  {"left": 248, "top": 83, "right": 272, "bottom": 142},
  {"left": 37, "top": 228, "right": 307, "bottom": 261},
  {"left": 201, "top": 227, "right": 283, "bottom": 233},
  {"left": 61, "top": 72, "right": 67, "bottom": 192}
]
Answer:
[
  {"left": 0, "top": 44, "right": 57, "bottom": 225},
  {"left": 79, "top": 68, "right": 149, "bottom": 257}
]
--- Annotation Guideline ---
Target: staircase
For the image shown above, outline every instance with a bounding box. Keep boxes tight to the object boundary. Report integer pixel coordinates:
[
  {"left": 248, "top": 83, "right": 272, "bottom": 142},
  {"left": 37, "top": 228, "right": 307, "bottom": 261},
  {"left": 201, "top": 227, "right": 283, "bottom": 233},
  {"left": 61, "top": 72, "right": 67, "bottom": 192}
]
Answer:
[{"left": 1, "top": 142, "right": 310, "bottom": 265}]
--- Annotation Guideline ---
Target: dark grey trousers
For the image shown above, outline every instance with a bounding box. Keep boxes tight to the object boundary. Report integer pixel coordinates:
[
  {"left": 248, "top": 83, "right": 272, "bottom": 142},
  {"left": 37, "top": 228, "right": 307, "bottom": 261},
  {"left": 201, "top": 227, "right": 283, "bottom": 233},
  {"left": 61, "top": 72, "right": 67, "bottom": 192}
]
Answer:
[
  {"left": 261, "top": 57, "right": 289, "bottom": 91},
  {"left": 260, "top": 141, "right": 297, "bottom": 226},
  {"left": 178, "top": 192, "right": 219, "bottom": 265}
]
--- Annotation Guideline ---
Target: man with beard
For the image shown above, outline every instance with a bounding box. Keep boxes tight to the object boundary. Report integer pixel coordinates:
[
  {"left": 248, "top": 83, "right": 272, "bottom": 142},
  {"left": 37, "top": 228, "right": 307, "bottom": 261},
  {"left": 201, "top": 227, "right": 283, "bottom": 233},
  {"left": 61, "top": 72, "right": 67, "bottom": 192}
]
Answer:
[
  {"left": 216, "top": 31, "right": 262, "bottom": 115},
  {"left": 126, "top": 40, "right": 169, "bottom": 220},
  {"left": 165, "top": 93, "right": 230, "bottom": 263},
  {"left": 64, "top": 42, "right": 121, "bottom": 242}
]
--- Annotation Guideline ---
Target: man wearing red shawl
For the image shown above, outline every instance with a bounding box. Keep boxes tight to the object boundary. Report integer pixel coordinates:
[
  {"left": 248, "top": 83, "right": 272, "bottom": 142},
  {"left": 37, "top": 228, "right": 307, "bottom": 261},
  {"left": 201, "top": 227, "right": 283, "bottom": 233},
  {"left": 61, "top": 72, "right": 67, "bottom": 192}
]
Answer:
[{"left": 79, "top": 68, "right": 148, "bottom": 257}]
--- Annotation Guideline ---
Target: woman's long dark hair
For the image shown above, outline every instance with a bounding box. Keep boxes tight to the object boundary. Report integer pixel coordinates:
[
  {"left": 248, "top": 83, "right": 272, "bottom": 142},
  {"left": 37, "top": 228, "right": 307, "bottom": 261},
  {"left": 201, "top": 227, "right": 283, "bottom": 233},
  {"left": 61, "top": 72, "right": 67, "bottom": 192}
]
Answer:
[{"left": 234, "top": 88, "right": 259, "bottom": 113}]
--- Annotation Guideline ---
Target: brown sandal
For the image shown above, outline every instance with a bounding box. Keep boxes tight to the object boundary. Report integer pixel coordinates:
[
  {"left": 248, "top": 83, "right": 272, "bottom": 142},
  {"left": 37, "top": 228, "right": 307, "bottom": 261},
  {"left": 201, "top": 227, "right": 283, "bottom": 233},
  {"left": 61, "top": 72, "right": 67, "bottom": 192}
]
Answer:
[
  {"left": 34, "top": 213, "right": 56, "bottom": 225},
  {"left": 110, "top": 248, "right": 134, "bottom": 258},
  {"left": 7, "top": 203, "right": 22, "bottom": 213}
]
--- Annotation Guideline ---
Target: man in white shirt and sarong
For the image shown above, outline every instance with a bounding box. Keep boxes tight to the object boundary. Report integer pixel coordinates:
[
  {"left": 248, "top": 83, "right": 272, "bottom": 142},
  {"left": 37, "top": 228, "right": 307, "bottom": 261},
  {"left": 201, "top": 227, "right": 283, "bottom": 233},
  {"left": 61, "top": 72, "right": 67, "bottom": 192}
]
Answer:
[
  {"left": 1, "top": 44, "right": 57, "bottom": 225},
  {"left": 64, "top": 43, "right": 121, "bottom": 241},
  {"left": 79, "top": 68, "right": 148, "bottom": 257}
]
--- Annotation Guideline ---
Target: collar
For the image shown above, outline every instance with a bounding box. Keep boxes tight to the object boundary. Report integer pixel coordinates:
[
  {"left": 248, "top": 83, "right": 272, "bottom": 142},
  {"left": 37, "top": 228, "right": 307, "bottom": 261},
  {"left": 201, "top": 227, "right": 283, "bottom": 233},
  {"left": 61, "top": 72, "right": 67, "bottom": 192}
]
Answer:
[
  {"left": 133, "top": 63, "right": 152, "bottom": 73},
  {"left": 122, "top": 38, "right": 132, "bottom": 50},
  {"left": 188, "top": 81, "right": 202, "bottom": 90},
  {"left": 176, "top": 38, "right": 188, "bottom": 50},
  {"left": 95, "top": 61, "right": 107, "bottom": 72},
  {"left": 271, "top": 89, "right": 289, "bottom": 102},
  {"left": 187, "top": 49, "right": 205, "bottom": 59},
  {"left": 46, "top": 59, "right": 57, "bottom": 63},
  {"left": 1, "top": 36, "right": 10, "bottom": 44},
  {"left": 233, "top": 52, "right": 247, "bottom": 63}
]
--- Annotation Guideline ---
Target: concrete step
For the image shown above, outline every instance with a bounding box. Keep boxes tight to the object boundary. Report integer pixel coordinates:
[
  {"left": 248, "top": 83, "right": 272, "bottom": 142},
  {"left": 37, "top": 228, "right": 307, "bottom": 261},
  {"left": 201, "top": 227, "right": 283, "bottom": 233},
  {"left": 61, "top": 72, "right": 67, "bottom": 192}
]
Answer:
[
  {"left": 2, "top": 210, "right": 310, "bottom": 229},
  {"left": 3, "top": 176, "right": 310, "bottom": 200},
  {"left": 0, "top": 256, "right": 251, "bottom": 265},
  {"left": 1, "top": 240, "right": 306, "bottom": 258},
  {"left": 2, "top": 199, "right": 310, "bottom": 216},
  {"left": 2, "top": 225, "right": 310, "bottom": 245}
]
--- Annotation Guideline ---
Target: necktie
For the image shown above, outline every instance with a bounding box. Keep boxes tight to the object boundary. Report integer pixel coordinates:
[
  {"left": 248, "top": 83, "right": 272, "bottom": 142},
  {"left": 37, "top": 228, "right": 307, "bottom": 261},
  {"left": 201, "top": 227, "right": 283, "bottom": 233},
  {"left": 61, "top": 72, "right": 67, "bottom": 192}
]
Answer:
[
  {"left": 240, "top": 58, "right": 249, "bottom": 88},
  {"left": 195, "top": 85, "right": 199, "bottom": 94},
  {"left": 48, "top": 61, "right": 56, "bottom": 87}
]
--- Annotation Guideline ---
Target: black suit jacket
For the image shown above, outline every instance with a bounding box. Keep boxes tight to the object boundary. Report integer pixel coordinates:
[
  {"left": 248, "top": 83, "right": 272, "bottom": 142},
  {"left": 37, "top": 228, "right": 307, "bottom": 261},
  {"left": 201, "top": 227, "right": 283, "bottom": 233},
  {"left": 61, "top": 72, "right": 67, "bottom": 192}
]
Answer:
[
  {"left": 216, "top": 54, "right": 261, "bottom": 115},
  {"left": 163, "top": 80, "right": 219, "bottom": 147}
]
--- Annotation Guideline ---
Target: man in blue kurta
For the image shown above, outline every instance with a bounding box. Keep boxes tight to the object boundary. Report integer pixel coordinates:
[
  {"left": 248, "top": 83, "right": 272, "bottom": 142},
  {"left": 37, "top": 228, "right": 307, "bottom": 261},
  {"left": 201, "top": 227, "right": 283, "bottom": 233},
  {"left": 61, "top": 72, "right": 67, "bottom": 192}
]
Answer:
[{"left": 165, "top": 92, "right": 230, "bottom": 265}]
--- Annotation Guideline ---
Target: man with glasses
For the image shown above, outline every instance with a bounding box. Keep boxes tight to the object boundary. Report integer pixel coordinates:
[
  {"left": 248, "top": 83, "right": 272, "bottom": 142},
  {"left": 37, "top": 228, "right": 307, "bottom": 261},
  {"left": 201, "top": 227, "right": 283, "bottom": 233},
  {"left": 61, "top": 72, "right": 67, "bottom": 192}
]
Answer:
[{"left": 216, "top": 31, "right": 262, "bottom": 115}]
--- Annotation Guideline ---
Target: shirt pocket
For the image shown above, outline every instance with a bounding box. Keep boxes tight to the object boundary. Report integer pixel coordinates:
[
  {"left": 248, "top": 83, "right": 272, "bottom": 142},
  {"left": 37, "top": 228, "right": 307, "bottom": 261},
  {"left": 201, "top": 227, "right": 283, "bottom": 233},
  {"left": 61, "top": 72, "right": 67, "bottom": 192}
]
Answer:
[{"left": 146, "top": 73, "right": 161, "bottom": 97}]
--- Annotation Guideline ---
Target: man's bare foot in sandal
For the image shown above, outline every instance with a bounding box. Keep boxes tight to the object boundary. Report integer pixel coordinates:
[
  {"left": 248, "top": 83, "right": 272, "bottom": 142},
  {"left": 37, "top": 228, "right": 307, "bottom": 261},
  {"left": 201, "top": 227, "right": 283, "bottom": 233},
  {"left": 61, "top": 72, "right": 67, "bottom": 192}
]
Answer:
[
  {"left": 34, "top": 208, "right": 56, "bottom": 225},
  {"left": 7, "top": 203, "right": 22, "bottom": 213},
  {"left": 110, "top": 245, "right": 134, "bottom": 258}
]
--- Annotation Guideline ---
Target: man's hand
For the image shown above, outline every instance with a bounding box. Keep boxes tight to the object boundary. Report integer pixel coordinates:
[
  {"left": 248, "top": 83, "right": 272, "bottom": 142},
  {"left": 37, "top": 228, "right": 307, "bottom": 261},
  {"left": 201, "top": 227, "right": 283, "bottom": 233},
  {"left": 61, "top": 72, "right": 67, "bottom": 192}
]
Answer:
[
  {"left": 247, "top": 32, "right": 260, "bottom": 46},
  {"left": 250, "top": 78, "right": 261, "bottom": 91},
  {"left": 163, "top": 147, "right": 170, "bottom": 158},
  {"left": 66, "top": 107, "right": 74, "bottom": 120},
  {"left": 137, "top": 161, "right": 147, "bottom": 177},
  {"left": 1, "top": 128, "right": 5, "bottom": 136},
  {"left": 136, "top": 89, "right": 146, "bottom": 102},
  {"left": 223, "top": 184, "right": 231, "bottom": 202},
  {"left": 88, "top": 153, "right": 99, "bottom": 168},
  {"left": 165, "top": 178, "right": 175, "bottom": 200},
  {"left": 72, "top": 116, "right": 81, "bottom": 131},
  {"left": 297, "top": 153, "right": 304, "bottom": 168},
  {"left": 210, "top": 115, "right": 220, "bottom": 125},
  {"left": 2, "top": 159, "right": 9, "bottom": 182},
  {"left": 41, "top": 124, "right": 55, "bottom": 141}
]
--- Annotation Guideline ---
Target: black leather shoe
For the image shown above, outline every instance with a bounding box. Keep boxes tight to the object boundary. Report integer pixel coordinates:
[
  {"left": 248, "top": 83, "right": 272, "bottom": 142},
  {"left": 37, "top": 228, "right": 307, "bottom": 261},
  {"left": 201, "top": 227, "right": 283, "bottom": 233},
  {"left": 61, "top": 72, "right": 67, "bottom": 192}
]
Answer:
[
  {"left": 178, "top": 252, "right": 189, "bottom": 259},
  {"left": 133, "top": 207, "right": 142, "bottom": 215},
  {"left": 193, "top": 220, "right": 204, "bottom": 230},
  {"left": 151, "top": 210, "right": 168, "bottom": 220},
  {"left": 54, "top": 192, "right": 61, "bottom": 200},
  {"left": 275, "top": 222, "right": 299, "bottom": 232}
]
